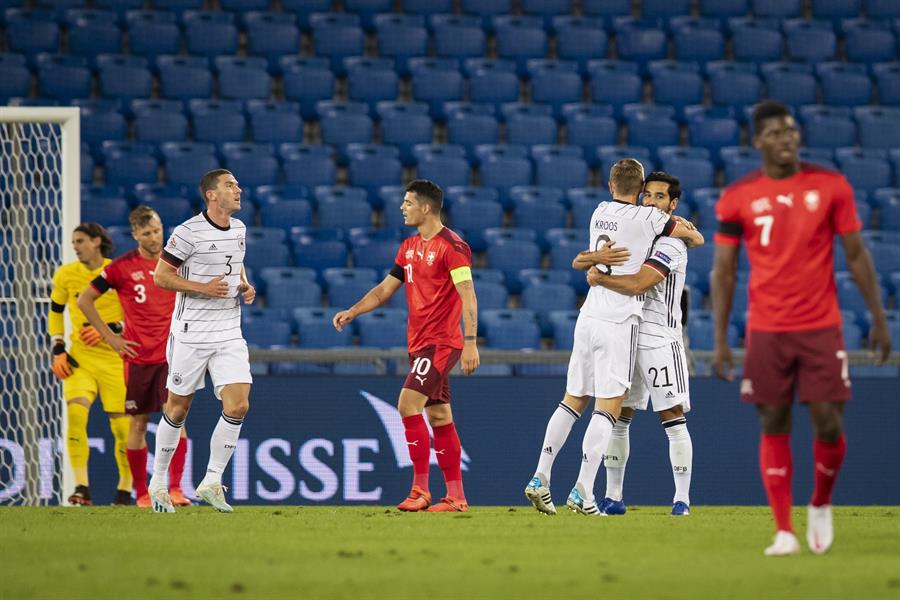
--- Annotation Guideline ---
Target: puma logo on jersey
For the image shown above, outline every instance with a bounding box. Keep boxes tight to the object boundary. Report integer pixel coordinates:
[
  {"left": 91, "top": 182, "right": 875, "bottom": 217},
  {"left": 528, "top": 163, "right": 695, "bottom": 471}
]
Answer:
[
  {"left": 816, "top": 462, "right": 836, "bottom": 477},
  {"left": 765, "top": 467, "right": 788, "bottom": 477}
]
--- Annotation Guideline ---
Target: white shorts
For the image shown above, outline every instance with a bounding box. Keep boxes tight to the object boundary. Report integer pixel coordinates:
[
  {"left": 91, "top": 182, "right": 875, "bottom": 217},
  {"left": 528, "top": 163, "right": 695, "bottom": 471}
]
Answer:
[
  {"left": 624, "top": 341, "right": 691, "bottom": 413},
  {"left": 166, "top": 335, "right": 253, "bottom": 399},
  {"left": 566, "top": 313, "right": 639, "bottom": 399}
]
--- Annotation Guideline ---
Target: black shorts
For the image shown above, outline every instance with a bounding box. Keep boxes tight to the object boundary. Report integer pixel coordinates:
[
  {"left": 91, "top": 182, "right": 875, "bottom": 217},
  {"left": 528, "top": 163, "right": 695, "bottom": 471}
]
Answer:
[{"left": 124, "top": 362, "right": 168, "bottom": 415}]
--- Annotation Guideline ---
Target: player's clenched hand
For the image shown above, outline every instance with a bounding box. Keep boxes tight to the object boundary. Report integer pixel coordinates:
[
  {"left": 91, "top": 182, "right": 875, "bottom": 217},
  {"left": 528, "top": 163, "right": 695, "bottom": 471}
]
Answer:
[
  {"left": 586, "top": 266, "right": 603, "bottom": 287},
  {"left": 673, "top": 215, "right": 696, "bottom": 231},
  {"left": 461, "top": 343, "right": 479, "bottom": 375},
  {"left": 79, "top": 325, "right": 103, "bottom": 346},
  {"left": 868, "top": 319, "right": 893, "bottom": 364},
  {"left": 239, "top": 281, "right": 256, "bottom": 304},
  {"left": 593, "top": 241, "right": 630, "bottom": 266},
  {"left": 333, "top": 310, "right": 355, "bottom": 332},
  {"left": 51, "top": 341, "right": 73, "bottom": 380},
  {"left": 199, "top": 274, "right": 230, "bottom": 298},
  {"left": 713, "top": 344, "right": 735, "bottom": 382}
]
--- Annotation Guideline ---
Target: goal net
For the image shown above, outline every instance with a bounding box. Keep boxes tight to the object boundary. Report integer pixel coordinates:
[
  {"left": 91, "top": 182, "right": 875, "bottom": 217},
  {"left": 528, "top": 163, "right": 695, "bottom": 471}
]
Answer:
[{"left": 0, "top": 108, "right": 80, "bottom": 505}]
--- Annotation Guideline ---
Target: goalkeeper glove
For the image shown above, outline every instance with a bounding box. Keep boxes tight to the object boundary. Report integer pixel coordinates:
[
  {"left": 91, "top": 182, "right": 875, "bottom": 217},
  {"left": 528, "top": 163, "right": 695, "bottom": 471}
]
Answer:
[
  {"left": 79, "top": 322, "right": 124, "bottom": 346},
  {"left": 51, "top": 341, "right": 78, "bottom": 380}
]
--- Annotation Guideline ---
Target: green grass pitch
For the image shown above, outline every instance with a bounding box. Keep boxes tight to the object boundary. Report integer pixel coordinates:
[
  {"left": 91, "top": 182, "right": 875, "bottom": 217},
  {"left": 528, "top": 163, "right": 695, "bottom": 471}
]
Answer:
[{"left": 2, "top": 506, "right": 899, "bottom": 600}]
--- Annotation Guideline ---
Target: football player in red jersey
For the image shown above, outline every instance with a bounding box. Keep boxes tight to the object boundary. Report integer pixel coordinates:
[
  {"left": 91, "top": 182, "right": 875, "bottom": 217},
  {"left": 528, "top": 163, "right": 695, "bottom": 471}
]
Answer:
[
  {"left": 78, "top": 207, "right": 191, "bottom": 508},
  {"left": 712, "top": 101, "right": 892, "bottom": 556},
  {"left": 333, "top": 180, "right": 479, "bottom": 512}
]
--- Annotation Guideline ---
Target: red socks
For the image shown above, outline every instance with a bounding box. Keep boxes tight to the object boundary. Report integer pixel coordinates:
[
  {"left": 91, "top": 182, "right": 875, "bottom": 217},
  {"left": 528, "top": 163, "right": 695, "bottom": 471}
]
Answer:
[
  {"left": 402, "top": 414, "right": 431, "bottom": 491},
  {"left": 169, "top": 436, "right": 188, "bottom": 490},
  {"left": 433, "top": 422, "right": 465, "bottom": 500},
  {"left": 811, "top": 434, "right": 846, "bottom": 507},
  {"left": 760, "top": 433, "right": 793, "bottom": 532},
  {"left": 127, "top": 447, "right": 148, "bottom": 499}
]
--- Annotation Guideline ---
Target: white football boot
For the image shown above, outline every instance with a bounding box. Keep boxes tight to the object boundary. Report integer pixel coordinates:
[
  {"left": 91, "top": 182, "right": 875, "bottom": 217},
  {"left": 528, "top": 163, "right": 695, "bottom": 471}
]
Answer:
[
  {"left": 806, "top": 504, "right": 834, "bottom": 555},
  {"left": 764, "top": 530, "right": 801, "bottom": 556},
  {"left": 149, "top": 486, "right": 175, "bottom": 513},
  {"left": 196, "top": 481, "right": 233, "bottom": 513},
  {"left": 524, "top": 475, "right": 556, "bottom": 515}
]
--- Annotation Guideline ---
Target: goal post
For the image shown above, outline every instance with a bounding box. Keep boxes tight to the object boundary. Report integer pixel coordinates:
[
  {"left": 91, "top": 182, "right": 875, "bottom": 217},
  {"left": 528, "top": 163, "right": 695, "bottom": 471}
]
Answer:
[{"left": 0, "top": 107, "right": 80, "bottom": 505}]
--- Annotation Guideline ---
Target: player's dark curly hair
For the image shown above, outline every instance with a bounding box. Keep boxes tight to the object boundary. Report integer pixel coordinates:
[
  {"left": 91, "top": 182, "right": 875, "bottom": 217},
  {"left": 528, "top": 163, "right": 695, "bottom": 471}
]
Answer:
[
  {"left": 644, "top": 171, "right": 682, "bottom": 202},
  {"left": 406, "top": 179, "right": 443, "bottom": 213},
  {"left": 752, "top": 100, "right": 792, "bottom": 136},
  {"left": 74, "top": 223, "right": 113, "bottom": 258}
]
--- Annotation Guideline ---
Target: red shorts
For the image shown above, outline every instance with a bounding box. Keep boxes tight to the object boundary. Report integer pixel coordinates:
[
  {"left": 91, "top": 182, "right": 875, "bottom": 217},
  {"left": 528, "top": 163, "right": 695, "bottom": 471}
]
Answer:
[
  {"left": 124, "top": 362, "right": 168, "bottom": 415},
  {"left": 403, "top": 345, "right": 462, "bottom": 407},
  {"left": 742, "top": 326, "right": 851, "bottom": 405}
]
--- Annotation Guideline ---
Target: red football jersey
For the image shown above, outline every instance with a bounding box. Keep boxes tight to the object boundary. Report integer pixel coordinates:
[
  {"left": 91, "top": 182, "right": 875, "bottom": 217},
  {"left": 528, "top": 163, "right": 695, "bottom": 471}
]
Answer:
[
  {"left": 91, "top": 249, "right": 175, "bottom": 364},
  {"left": 715, "top": 163, "right": 862, "bottom": 332},
  {"left": 393, "top": 227, "right": 472, "bottom": 352}
]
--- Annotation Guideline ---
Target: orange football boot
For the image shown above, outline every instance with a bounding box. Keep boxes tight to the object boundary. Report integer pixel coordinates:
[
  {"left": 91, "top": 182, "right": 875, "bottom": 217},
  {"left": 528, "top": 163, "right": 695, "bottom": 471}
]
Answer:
[
  {"left": 136, "top": 493, "right": 151, "bottom": 508},
  {"left": 426, "top": 496, "right": 469, "bottom": 512},
  {"left": 397, "top": 485, "right": 432, "bottom": 511},
  {"left": 168, "top": 487, "right": 192, "bottom": 507}
]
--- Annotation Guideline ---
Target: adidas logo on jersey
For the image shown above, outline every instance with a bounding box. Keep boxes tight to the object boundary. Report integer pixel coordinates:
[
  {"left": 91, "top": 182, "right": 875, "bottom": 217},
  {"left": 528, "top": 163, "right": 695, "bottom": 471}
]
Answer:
[
  {"left": 665, "top": 391, "right": 676, "bottom": 399},
  {"left": 209, "top": 243, "right": 218, "bottom": 251}
]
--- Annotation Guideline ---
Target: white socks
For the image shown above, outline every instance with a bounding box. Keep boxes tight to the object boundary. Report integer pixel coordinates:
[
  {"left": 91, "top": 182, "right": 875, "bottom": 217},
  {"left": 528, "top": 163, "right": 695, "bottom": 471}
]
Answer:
[
  {"left": 201, "top": 412, "right": 244, "bottom": 486},
  {"left": 149, "top": 412, "right": 183, "bottom": 490},
  {"left": 575, "top": 410, "right": 616, "bottom": 502},
  {"left": 603, "top": 415, "right": 631, "bottom": 502},
  {"left": 664, "top": 417, "right": 693, "bottom": 505},
  {"left": 535, "top": 402, "right": 582, "bottom": 485}
]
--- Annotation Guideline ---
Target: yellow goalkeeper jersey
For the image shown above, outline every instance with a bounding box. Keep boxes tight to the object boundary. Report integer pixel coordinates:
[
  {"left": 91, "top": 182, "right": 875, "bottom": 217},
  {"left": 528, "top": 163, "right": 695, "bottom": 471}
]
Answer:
[{"left": 49, "top": 259, "right": 124, "bottom": 356}]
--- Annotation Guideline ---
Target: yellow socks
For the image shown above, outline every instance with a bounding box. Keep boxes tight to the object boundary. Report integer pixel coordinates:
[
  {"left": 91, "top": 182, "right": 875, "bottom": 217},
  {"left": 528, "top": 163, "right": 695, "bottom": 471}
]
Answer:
[{"left": 108, "top": 415, "right": 132, "bottom": 491}]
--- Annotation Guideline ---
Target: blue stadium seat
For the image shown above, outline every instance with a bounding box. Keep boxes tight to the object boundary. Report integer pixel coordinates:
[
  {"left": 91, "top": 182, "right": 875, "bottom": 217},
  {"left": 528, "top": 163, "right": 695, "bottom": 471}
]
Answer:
[
  {"left": 259, "top": 267, "right": 314, "bottom": 299},
  {"left": 785, "top": 19, "right": 837, "bottom": 63},
  {"left": 813, "top": 0, "right": 861, "bottom": 21},
  {"left": 865, "top": 232, "right": 900, "bottom": 273},
  {"left": 245, "top": 12, "right": 300, "bottom": 72},
  {"left": 415, "top": 148, "right": 471, "bottom": 191},
  {"left": 247, "top": 100, "right": 303, "bottom": 145},
  {"left": 342, "top": 0, "right": 391, "bottom": 31},
  {"left": 529, "top": 59, "right": 583, "bottom": 119},
  {"left": 346, "top": 57, "right": 400, "bottom": 112},
  {"left": 379, "top": 102, "right": 433, "bottom": 166},
  {"left": 708, "top": 62, "right": 763, "bottom": 110},
  {"left": 348, "top": 145, "right": 403, "bottom": 198},
  {"left": 648, "top": 61, "right": 704, "bottom": 114},
  {"left": 481, "top": 309, "right": 541, "bottom": 350},
  {"left": 158, "top": 55, "right": 213, "bottom": 100},
  {"left": 246, "top": 226, "right": 288, "bottom": 244},
  {"left": 720, "top": 146, "right": 762, "bottom": 183},
  {"left": 94, "top": 0, "right": 143, "bottom": 23},
  {"left": 259, "top": 199, "right": 312, "bottom": 231},
  {"left": 153, "top": 0, "right": 203, "bottom": 17},
  {"left": 615, "top": 20, "right": 667, "bottom": 70},
  {"left": 138, "top": 194, "right": 193, "bottom": 225},
  {"left": 494, "top": 15, "right": 548, "bottom": 77},
  {"left": 473, "top": 281, "right": 509, "bottom": 318},
  {"left": 865, "top": 0, "right": 900, "bottom": 18},
  {"left": 184, "top": 11, "right": 239, "bottom": 58},
  {"left": 161, "top": 142, "right": 218, "bottom": 187},
  {"left": 244, "top": 239, "right": 291, "bottom": 273},
  {"left": 352, "top": 239, "right": 400, "bottom": 271},
  {"left": 582, "top": 0, "right": 630, "bottom": 26},
  {"left": 221, "top": 143, "right": 279, "bottom": 189},
  {"left": 798, "top": 147, "right": 837, "bottom": 170},
  {"left": 798, "top": 105, "right": 856, "bottom": 149},
  {"left": 699, "top": 0, "right": 748, "bottom": 19},
  {"left": 642, "top": 0, "right": 690, "bottom": 18},
  {"left": 504, "top": 103, "right": 558, "bottom": 147},
  {"left": 522, "top": 0, "right": 573, "bottom": 30},
  {"left": 357, "top": 309, "right": 407, "bottom": 348},
  {"left": 81, "top": 146, "right": 94, "bottom": 184},
  {"left": 761, "top": 63, "right": 818, "bottom": 108},
  {"left": 36, "top": 54, "right": 91, "bottom": 101},
  {"left": 547, "top": 233, "right": 590, "bottom": 292},
  {"left": 318, "top": 103, "right": 374, "bottom": 162},
  {"left": 445, "top": 185, "right": 500, "bottom": 209},
  {"left": 731, "top": 21, "right": 783, "bottom": 64},
  {"left": 217, "top": 56, "right": 272, "bottom": 101},
  {"left": 554, "top": 16, "right": 608, "bottom": 75},
  {"left": 67, "top": 9, "right": 120, "bottom": 59},
  {"left": 281, "top": 144, "right": 337, "bottom": 188},
  {"left": 844, "top": 19, "right": 896, "bottom": 65},
  {"left": 281, "top": 57, "right": 335, "bottom": 119},
  {"left": 449, "top": 199, "right": 503, "bottom": 253},
  {"left": 624, "top": 105, "right": 680, "bottom": 150},
  {"left": 292, "top": 229, "right": 349, "bottom": 273},
  {"left": 597, "top": 145, "right": 654, "bottom": 179},
  {"left": 517, "top": 268, "right": 571, "bottom": 291},
  {"left": 242, "top": 316, "right": 291, "bottom": 349},
  {"left": 132, "top": 108, "right": 188, "bottom": 147},
  {"left": 318, "top": 189, "right": 373, "bottom": 229},
  {"left": 854, "top": 106, "right": 900, "bottom": 150},
  {"left": 818, "top": 62, "right": 873, "bottom": 106},
  {"left": 522, "top": 281, "right": 577, "bottom": 336},
  {"left": 659, "top": 147, "right": 716, "bottom": 191},
  {"left": 686, "top": 107, "right": 741, "bottom": 157},
  {"left": 433, "top": 14, "right": 486, "bottom": 59},
  {"left": 672, "top": 20, "right": 725, "bottom": 63},
  {"left": 264, "top": 270, "right": 321, "bottom": 309},
  {"left": 515, "top": 196, "right": 568, "bottom": 238},
  {"left": 486, "top": 239, "right": 542, "bottom": 292},
  {"left": 589, "top": 62, "right": 642, "bottom": 118},
  {"left": 98, "top": 54, "right": 152, "bottom": 100},
  {"left": 534, "top": 148, "right": 589, "bottom": 191},
  {"left": 410, "top": 58, "right": 464, "bottom": 121},
  {"left": 293, "top": 307, "right": 352, "bottom": 348},
  {"left": 81, "top": 195, "right": 130, "bottom": 227},
  {"left": 479, "top": 148, "right": 534, "bottom": 208},
  {"left": 691, "top": 189, "right": 721, "bottom": 233},
  {"left": 467, "top": 59, "right": 521, "bottom": 113},
  {"left": 0, "top": 54, "right": 30, "bottom": 102},
  {"left": 875, "top": 63, "right": 900, "bottom": 108},
  {"left": 324, "top": 267, "right": 377, "bottom": 301},
  {"left": 835, "top": 148, "right": 892, "bottom": 194},
  {"left": 562, "top": 104, "right": 617, "bottom": 164},
  {"left": 126, "top": 10, "right": 179, "bottom": 59},
  {"left": 880, "top": 195, "right": 900, "bottom": 231},
  {"left": 311, "top": 13, "right": 364, "bottom": 76},
  {"left": 688, "top": 311, "right": 739, "bottom": 350},
  {"left": 753, "top": 0, "right": 801, "bottom": 18},
  {"left": 446, "top": 104, "right": 500, "bottom": 163},
  {"left": 102, "top": 141, "right": 158, "bottom": 187},
  {"left": 549, "top": 310, "right": 578, "bottom": 350},
  {"left": 6, "top": 11, "right": 60, "bottom": 59},
  {"left": 374, "top": 14, "right": 427, "bottom": 77}
]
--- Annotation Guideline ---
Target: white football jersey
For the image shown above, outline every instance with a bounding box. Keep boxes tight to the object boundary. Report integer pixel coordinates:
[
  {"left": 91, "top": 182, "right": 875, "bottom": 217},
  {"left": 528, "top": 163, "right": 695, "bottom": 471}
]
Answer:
[
  {"left": 637, "top": 236, "right": 688, "bottom": 349},
  {"left": 580, "top": 200, "right": 675, "bottom": 324},
  {"left": 161, "top": 211, "right": 247, "bottom": 346}
]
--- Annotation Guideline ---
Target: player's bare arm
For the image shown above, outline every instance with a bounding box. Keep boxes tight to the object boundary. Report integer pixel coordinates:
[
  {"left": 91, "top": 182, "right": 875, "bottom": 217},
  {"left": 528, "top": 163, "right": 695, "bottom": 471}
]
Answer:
[
  {"left": 669, "top": 220, "right": 704, "bottom": 248},
  {"left": 238, "top": 267, "right": 255, "bottom": 304},
  {"left": 841, "top": 231, "right": 892, "bottom": 362},
  {"left": 154, "top": 258, "right": 229, "bottom": 298},
  {"left": 571, "top": 241, "right": 631, "bottom": 271},
  {"left": 333, "top": 275, "right": 403, "bottom": 332},
  {"left": 77, "top": 285, "right": 140, "bottom": 359},
  {"left": 454, "top": 277, "right": 480, "bottom": 376},
  {"left": 711, "top": 242, "right": 740, "bottom": 381},
  {"left": 586, "top": 264, "right": 664, "bottom": 296}
]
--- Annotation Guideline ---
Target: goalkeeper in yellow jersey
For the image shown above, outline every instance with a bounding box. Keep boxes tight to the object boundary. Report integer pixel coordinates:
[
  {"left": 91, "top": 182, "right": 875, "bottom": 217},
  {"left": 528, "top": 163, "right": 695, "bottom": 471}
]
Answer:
[{"left": 49, "top": 223, "right": 132, "bottom": 505}]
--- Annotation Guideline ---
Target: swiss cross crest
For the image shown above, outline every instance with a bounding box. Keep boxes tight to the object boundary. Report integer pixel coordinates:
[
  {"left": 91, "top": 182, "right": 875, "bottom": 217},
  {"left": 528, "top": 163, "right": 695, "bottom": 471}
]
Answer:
[
  {"left": 130, "top": 271, "right": 145, "bottom": 282},
  {"left": 405, "top": 249, "right": 414, "bottom": 260},
  {"left": 751, "top": 197, "right": 772, "bottom": 214},
  {"left": 426, "top": 250, "right": 436, "bottom": 266},
  {"left": 804, "top": 190, "right": 820, "bottom": 212}
]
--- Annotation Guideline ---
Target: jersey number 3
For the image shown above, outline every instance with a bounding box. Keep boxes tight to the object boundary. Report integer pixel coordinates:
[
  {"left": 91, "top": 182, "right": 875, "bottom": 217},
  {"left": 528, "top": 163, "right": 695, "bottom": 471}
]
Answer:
[{"left": 133, "top": 283, "right": 146, "bottom": 303}]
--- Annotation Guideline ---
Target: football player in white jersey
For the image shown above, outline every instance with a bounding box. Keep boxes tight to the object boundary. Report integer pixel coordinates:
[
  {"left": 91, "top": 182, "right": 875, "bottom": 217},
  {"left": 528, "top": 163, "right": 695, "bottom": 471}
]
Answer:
[
  {"left": 525, "top": 160, "right": 703, "bottom": 516},
  {"left": 586, "top": 172, "right": 694, "bottom": 517},
  {"left": 148, "top": 169, "right": 256, "bottom": 513}
]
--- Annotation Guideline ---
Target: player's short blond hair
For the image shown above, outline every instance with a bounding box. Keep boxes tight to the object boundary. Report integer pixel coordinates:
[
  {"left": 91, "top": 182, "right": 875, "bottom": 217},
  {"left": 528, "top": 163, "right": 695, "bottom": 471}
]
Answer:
[
  {"left": 609, "top": 159, "right": 645, "bottom": 197},
  {"left": 128, "top": 205, "right": 160, "bottom": 230}
]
